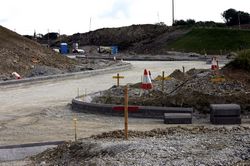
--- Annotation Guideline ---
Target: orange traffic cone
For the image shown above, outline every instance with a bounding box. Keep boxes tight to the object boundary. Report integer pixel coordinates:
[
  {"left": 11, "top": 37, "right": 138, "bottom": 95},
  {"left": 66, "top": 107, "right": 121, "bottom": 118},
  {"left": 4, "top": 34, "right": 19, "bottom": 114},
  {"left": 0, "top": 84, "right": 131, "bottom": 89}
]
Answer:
[{"left": 141, "top": 69, "right": 153, "bottom": 90}]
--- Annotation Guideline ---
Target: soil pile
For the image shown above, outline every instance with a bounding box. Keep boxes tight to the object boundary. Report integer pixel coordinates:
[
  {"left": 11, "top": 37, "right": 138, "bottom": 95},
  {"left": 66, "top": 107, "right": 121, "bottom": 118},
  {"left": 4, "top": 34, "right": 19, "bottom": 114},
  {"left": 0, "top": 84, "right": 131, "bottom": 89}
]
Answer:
[
  {"left": 64, "top": 24, "right": 168, "bottom": 50},
  {"left": 47, "top": 24, "right": 189, "bottom": 55},
  {"left": 92, "top": 68, "right": 250, "bottom": 113},
  {"left": 30, "top": 126, "right": 250, "bottom": 166},
  {"left": 222, "top": 50, "right": 250, "bottom": 89},
  {"left": 0, "top": 25, "right": 77, "bottom": 80},
  {"left": 0, "top": 26, "right": 126, "bottom": 80}
]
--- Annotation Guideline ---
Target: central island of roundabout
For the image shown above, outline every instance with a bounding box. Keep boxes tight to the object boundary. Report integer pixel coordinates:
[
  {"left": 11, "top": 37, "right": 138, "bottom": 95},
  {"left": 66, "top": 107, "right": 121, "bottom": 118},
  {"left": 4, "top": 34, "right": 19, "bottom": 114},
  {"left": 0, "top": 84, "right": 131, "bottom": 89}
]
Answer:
[
  {"left": 72, "top": 69, "right": 193, "bottom": 124},
  {"left": 72, "top": 96, "right": 193, "bottom": 123},
  {"left": 72, "top": 65, "right": 248, "bottom": 125}
]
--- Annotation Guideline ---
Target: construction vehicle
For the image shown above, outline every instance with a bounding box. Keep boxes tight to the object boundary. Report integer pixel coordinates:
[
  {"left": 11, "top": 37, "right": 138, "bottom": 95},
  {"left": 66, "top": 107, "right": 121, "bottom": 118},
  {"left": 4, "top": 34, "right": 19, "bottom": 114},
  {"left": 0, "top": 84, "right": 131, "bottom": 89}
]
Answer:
[
  {"left": 98, "top": 46, "right": 112, "bottom": 54},
  {"left": 97, "top": 46, "right": 118, "bottom": 54}
]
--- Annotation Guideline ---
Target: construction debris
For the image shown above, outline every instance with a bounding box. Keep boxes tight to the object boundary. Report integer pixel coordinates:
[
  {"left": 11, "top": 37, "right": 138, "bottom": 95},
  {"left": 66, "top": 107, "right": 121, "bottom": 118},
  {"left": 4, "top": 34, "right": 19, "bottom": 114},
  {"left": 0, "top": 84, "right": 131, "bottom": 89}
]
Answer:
[{"left": 92, "top": 67, "right": 250, "bottom": 113}]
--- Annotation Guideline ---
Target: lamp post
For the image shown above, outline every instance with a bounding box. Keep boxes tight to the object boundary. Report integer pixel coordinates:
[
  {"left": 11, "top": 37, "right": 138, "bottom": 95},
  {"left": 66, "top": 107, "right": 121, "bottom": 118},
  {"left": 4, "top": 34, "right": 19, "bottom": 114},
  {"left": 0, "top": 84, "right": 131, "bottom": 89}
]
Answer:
[
  {"left": 172, "top": 0, "right": 175, "bottom": 25},
  {"left": 47, "top": 29, "right": 50, "bottom": 48},
  {"left": 238, "top": 12, "right": 241, "bottom": 29}
]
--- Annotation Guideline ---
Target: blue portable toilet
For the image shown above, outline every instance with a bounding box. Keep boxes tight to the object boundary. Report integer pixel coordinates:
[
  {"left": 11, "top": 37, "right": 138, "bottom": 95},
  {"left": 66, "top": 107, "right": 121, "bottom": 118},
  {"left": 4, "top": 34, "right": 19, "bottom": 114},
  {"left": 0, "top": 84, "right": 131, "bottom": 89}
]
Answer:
[
  {"left": 60, "top": 43, "right": 68, "bottom": 54},
  {"left": 111, "top": 46, "right": 118, "bottom": 55}
]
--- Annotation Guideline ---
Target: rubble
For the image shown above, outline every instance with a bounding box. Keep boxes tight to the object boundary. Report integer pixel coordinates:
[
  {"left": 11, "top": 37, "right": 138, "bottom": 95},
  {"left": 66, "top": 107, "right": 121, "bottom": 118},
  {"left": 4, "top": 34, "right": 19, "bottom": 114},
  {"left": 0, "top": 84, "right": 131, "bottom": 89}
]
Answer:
[
  {"left": 30, "top": 126, "right": 250, "bottom": 166},
  {"left": 92, "top": 68, "right": 250, "bottom": 113}
]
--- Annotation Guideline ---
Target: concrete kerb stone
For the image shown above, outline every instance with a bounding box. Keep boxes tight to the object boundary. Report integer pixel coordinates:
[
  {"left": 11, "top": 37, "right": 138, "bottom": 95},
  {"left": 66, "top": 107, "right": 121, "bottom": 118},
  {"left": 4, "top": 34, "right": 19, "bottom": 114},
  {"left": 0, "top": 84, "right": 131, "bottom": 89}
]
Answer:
[
  {"left": 210, "top": 104, "right": 241, "bottom": 125},
  {"left": 210, "top": 116, "right": 241, "bottom": 124},
  {"left": 0, "top": 141, "right": 65, "bottom": 150},
  {"left": 210, "top": 104, "right": 241, "bottom": 116},
  {"left": 0, "top": 141, "right": 65, "bottom": 161},
  {"left": 0, "top": 64, "right": 132, "bottom": 87},
  {"left": 72, "top": 98, "right": 193, "bottom": 119},
  {"left": 164, "top": 113, "right": 192, "bottom": 124}
]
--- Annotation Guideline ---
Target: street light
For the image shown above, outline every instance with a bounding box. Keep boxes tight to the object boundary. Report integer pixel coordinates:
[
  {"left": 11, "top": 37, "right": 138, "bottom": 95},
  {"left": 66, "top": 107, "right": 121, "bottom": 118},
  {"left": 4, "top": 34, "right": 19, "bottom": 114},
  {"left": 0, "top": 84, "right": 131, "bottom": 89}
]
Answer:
[
  {"left": 238, "top": 12, "right": 241, "bottom": 29},
  {"left": 172, "top": 0, "right": 175, "bottom": 25}
]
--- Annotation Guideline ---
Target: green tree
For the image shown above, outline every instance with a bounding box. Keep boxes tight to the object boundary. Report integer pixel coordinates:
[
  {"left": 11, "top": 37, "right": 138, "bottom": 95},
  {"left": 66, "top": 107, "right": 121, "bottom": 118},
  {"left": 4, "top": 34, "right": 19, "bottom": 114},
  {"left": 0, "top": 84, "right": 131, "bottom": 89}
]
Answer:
[
  {"left": 238, "top": 11, "right": 250, "bottom": 25},
  {"left": 186, "top": 19, "right": 196, "bottom": 25},
  {"left": 222, "top": 8, "right": 250, "bottom": 26},
  {"left": 173, "top": 19, "right": 196, "bottom": 26}
]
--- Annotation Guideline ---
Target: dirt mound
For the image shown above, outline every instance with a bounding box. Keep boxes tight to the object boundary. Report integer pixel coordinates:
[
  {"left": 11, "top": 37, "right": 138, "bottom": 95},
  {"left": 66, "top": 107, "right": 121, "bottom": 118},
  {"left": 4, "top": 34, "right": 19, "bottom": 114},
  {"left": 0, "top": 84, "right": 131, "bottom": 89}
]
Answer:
[
  {"left": 46, "top": 24, "right": 189, "bottom": 55},
  {"left": 126, "top": 28, "right": 190, "bottom": 54},
  {"left": 222, "top": 65, "right": 250, "bottom": 89},
  {"left": 67, "top": 24, "right": 169, "bottom": 50},
  {"left": 0, "top": 25, "right": 77, "bottom": 80},
  {"left": 26, "top": 65, "right": 64, "bottom": 77},
  {"left": 186, "top": 68, "right": 210, "bottom": 76},
  {"left": 169, "top": 69, "right": 186, "bottom": 80},
  {"left": 92, "top": 68, "right": 250, "bottom": 113},
  {"left": 30, "top": 126, "right": 250, "bottom": 166}
]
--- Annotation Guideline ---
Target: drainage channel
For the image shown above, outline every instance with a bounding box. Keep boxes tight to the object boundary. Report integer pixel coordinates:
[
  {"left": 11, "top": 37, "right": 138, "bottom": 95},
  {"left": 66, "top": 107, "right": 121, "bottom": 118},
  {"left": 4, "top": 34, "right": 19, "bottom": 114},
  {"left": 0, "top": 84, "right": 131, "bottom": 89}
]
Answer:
[{"left": 0, "top": 141, "right": 64, "bottom": 162}]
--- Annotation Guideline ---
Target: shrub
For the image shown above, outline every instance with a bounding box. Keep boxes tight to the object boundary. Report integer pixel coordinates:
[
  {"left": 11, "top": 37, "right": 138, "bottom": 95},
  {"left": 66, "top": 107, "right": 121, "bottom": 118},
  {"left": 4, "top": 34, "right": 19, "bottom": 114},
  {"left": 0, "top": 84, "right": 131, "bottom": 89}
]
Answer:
[{"left": 229, "top": 50, "right": 250, "bottom": 71}]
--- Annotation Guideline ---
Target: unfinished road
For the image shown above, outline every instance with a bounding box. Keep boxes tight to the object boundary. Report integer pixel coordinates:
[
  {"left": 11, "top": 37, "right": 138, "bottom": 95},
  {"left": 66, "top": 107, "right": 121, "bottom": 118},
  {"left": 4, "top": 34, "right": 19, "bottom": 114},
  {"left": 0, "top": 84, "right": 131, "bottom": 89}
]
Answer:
[{"left": 0, "top": 61, "right": 213, "bottom": 146}]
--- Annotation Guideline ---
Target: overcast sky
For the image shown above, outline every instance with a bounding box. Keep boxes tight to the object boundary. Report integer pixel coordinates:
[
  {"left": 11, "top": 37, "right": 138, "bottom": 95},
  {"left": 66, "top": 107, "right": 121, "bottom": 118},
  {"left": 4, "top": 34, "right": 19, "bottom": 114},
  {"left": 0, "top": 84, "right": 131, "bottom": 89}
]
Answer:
[{"left": 0, "top": 0, "right": 249, "bottom": 35}]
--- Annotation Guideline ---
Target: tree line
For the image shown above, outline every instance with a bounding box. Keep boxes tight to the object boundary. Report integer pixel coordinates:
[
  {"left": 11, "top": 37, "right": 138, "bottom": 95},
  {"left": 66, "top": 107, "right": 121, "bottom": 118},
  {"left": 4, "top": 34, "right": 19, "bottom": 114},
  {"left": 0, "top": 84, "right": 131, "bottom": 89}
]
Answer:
[{"left": 173, "top": 8, "right": 250, "bottom": 27}]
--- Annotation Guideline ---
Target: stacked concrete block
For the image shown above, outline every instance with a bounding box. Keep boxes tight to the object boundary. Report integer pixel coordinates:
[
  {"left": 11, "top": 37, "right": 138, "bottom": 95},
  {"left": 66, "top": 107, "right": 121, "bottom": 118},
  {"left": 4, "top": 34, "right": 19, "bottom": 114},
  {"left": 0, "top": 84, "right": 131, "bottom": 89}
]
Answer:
[
  {"left": 210, "top": 104, "right": 241, "bottom": 124},
  {"left": 164, "top": 113, "right": 192, "bottom": 124},
  {"left": 163, "top": 108, "right": 193, "bottom": 124}
]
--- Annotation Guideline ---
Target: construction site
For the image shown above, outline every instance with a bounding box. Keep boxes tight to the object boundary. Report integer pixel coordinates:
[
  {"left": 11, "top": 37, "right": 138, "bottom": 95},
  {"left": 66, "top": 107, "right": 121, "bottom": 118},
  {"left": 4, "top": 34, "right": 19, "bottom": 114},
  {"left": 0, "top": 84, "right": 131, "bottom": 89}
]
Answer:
[{"left": 0, "top": 10, "right": 250, "bottom": 165}]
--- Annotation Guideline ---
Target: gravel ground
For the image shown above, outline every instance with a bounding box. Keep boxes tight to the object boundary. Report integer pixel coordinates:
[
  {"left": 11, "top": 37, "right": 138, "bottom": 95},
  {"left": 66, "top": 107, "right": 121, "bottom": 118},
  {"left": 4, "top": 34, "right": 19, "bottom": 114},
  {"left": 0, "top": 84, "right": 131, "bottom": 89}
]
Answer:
[
  {"left": 30, "top": 126, "right": 250, "bottom": 166},
  {"left": 25, "top": 59, "right": 124, "bottom": 78}
]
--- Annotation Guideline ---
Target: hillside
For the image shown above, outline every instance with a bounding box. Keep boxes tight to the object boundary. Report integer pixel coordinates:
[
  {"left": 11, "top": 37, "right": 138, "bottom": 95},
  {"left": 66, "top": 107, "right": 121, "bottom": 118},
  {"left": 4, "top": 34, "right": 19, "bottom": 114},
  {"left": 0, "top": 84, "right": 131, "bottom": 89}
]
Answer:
[
  {"left": 49, "top": 24, "right": 185, "bottom": 54},
  {"left": 0, "top": 25, "right": 77, "bottom": 80},
  {"left": 47, "top": 25, "right": 250, "bottom": 55},
  {"left": 63, "top": 24, "right": 169, "bottom": 49},
  {"left": 166, "top": 28, "right": 250, "bottom": 54}
]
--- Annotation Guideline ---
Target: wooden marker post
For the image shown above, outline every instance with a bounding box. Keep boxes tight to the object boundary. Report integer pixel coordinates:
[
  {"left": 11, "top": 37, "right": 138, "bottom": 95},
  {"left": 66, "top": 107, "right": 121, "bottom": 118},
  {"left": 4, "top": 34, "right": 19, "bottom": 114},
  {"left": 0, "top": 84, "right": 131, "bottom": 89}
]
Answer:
[
  {"left": 112, "top": 73, "right": 124, "bottom": 86},
  {"left": 77, "top": 88, "right": 79, "bottom": 98},
  {"left": 182, "top": 66, "right": 185, "bottom": 78},
  {"left": 162, "top": 71, "right": 165, "bottom": 92},
  {"left": 139, "top": 75, "right": 143, "bottom": 97},
  {"left": 83, "top": 88, "right": 87, "bottom": 100},
  {"left": 124, "top": 85, "right": 128, "bottom": 140},
  {"left": 73, "top": 114, "right": 77, "bottom": 141}
]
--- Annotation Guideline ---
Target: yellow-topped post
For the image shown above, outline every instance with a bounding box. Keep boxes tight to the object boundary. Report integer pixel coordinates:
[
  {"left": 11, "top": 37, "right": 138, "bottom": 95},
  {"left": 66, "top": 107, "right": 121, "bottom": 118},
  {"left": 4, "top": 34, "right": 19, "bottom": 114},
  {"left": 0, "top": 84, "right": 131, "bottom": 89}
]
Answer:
[
  {"left": 162, "top": 71, "right": 165, "bottom": 92},
  {"left": 124, "top": 85, "right": 128, "bottom": 140},
  {"left": 73, "top": 114, "right": 77, "bottom": 141},
  {"left": 113, "top": 73, "right": 124, "bottom": 86}
]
